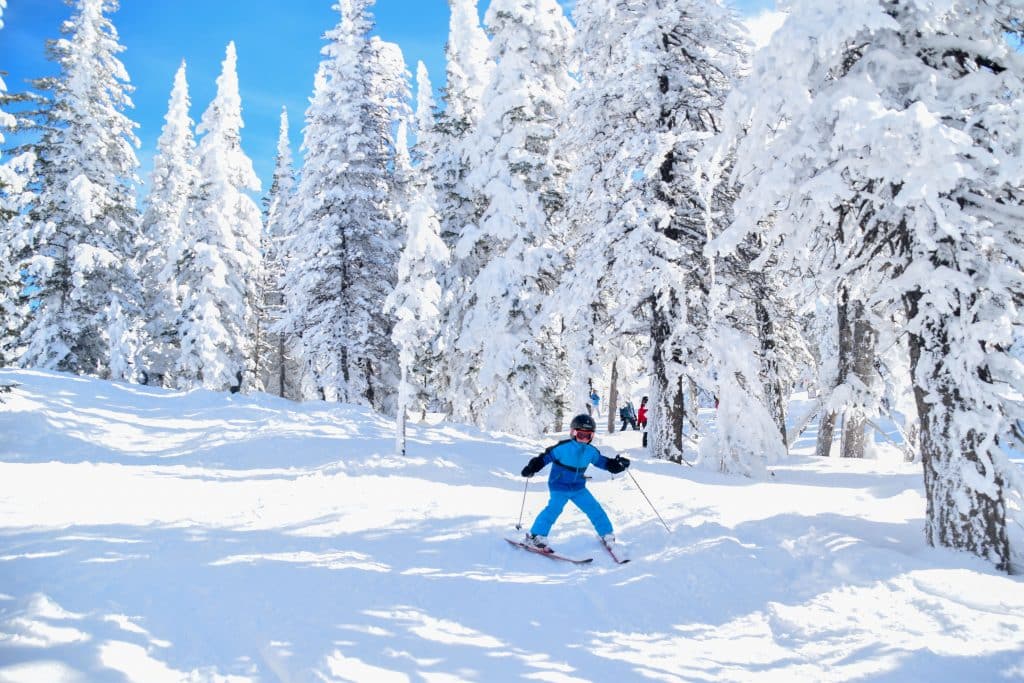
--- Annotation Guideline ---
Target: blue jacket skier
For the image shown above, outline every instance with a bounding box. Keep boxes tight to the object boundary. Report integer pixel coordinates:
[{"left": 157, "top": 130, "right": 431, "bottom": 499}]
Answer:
[{"left": 521, "top": 413, "right": 629, "bottom": 549}]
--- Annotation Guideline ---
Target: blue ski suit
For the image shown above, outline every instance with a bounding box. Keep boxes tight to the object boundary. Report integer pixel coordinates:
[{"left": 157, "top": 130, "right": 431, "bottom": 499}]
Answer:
[{"left": 527, "top": 438, "right": 616, "bottom": 537}]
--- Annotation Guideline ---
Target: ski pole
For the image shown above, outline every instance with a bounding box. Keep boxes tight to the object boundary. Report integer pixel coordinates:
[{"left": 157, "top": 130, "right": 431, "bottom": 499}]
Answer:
[
  {"left": 515, "top": 477, "right": 530, "bottom": 530},
  {"left": 627, "top": 468, "right": 671, "bottom": 534}
]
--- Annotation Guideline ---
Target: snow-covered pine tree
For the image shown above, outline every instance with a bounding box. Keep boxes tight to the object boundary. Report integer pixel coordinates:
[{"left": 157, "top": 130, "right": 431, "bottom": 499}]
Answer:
[
  {"left": 258, "top": 107, "right": 299, "bottom": 399},
  {"left": 105, "top": 294, "right": 143, "bottom": 381},
  {"left": 387, "top": 63, "right": 448, "bottom": 419},
  {"left": 555, "top": 0, "right": 657, "bottom": 429},
  {"left": 433, "top": 0, "right": 493, "bottom": 415},
  {"left": 704, "top": 227, "right": 813, "bottom": 465},
  {"left": 715, "top": 0, "right": 1024, "bottom": 570},
  {"left": 283, "top": 0, "right": 409, "bottom": 410},
  {"left": 0, "top": 0, "right": 11, "bottom": 148},
  {"left": 18, "top": 0, "right": 144, "bottom": 379},
  {"left": 561, "top": 0, "right": 749, "bottom": 460},
  {"left": 450, "top": 0, "right": 574, "bottom": 435},
  {"left": 384, "top": 109, "right": 449, "bottom": 454},
  {"left": 175, "top": 42, "right": 262, "bottom": 392},
  {"left": 696, "top": 268, "right": 791, "bottom": 478},
  {"left": 138, "top": 61, "right": 198, "bottom": 387},
  {"left": 364, "top": 34, "right": 410, "bottom": 414},
  {"left": 0, "top": 0, "right": 35, "bottom": 367},
  {"left": 434, "top": 0, "right": 491, "bottom": 252},
  {"left": 413, "top": 62, "right": 436, "bottom": 172},
  {"left": 0, "top": 148, "right": 33, "bottom": 368}
]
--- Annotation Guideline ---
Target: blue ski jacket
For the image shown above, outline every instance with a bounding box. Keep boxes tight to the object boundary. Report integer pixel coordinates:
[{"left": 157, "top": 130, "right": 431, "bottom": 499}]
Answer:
[{"left": 538, "top": 439, "right": 615, "bottom": 491}]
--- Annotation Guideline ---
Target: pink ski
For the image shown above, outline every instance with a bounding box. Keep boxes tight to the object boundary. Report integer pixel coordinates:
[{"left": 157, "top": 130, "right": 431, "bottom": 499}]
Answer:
[
  {"left": 505, "top": 538, "right": 593, "bottom": 565},
  {"left": 600, "top": 538, "right": 630, "bottom": 564}
]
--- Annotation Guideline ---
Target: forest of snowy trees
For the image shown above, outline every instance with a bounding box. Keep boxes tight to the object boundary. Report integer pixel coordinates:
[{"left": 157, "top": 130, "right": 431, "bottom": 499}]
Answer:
[{"left": 1, "top": 0, "right": 1022, "bottom": 572}]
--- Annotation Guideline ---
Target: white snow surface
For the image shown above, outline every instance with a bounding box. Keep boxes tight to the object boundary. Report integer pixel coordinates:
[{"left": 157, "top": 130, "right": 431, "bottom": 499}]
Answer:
[{"left": 0, "top": 369, "right": 1022, "bottom": 682}]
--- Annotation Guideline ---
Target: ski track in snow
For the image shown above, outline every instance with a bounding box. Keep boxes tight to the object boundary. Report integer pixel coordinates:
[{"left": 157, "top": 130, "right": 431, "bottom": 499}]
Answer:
[{"left": 0, "top": 368, "right": 1022, "bottom": 682}]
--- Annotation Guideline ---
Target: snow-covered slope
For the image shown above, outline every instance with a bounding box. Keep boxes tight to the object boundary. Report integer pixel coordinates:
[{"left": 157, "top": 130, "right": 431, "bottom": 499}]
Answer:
[{"left": 0, "top": 369, "right": 1021, "bottom": 682}]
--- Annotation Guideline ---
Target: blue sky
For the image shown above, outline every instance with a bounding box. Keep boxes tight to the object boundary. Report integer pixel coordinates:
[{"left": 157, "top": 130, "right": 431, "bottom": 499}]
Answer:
[{"left": 1, "top": 0, "right": 776, "bottom": 196}]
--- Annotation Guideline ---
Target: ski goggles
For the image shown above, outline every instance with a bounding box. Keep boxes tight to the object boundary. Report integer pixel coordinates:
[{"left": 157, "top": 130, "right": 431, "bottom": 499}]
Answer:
[{"left": 571, "top": 428, "right": 594, "bottom": 443}]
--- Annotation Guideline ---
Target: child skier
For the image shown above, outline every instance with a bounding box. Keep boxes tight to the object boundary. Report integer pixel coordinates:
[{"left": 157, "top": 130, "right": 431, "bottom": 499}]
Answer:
[{"left": 520, "top": 413, "right": 630, "bottom": 550}]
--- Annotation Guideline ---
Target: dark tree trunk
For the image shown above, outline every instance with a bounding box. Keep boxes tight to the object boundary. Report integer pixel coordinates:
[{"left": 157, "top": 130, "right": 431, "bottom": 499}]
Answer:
[
  {"left": 364, "top": 359, "right": 376, "bottom": 409},
  {"left": 686, "top": 379, "right": 700, "bottom": 434},
  {"left": 818, "top": 292, "right": 851, "bottom": 457},
  {"left": 552, "top": 318, "right": 568, "bottom": 433},
  {"left": 815, "top": 410, "right": 837, "bottom": 458},
  {"left": 277, "top": 334, "right": 286, "bottom": 398},
  {"left": 608, "top": 359, "right": 619, "bottom": 434},
  {"left": 754, "top": 298, "right": 788, "bottom": 450},
  {"left": 650, "top": 299, "right": 685, "bottom": 462},
  {"left": 840, "top": 299, "right": 876, "bottom": 458},
  {"left": 340, "top": 345, "right": 350, "bottom": 400},
  {"left": 672, "top": 376, "right": 685, "bottom": 455},
  {"left": 904, "top": 288, "right": 1010, "bottom": 572}
]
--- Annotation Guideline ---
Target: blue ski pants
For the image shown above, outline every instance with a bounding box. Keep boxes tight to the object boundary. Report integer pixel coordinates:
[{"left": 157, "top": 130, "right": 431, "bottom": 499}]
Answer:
[{"left": 530, "top": 487, "right": 613, "bottom": 537}]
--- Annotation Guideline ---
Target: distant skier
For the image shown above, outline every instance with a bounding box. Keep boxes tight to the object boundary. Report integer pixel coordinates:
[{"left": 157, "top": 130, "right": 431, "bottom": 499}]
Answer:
[
  {"left": 619, "top": 401, "right": 638, "bottom": 431},
  {"left": 589, "top": 389, "right": 601, "bottom": 418},
  {"left": 520, "top": 413, "right": 629, "bottom": 550},
  {"left": 638, "top": 396, "right": 649, "bottom": 448}
]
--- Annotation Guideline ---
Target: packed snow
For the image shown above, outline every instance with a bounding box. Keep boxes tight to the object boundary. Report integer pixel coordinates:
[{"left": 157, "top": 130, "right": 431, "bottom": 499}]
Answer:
[{"left": 0, "top": 368, "right": 1022, "bottom": 682}]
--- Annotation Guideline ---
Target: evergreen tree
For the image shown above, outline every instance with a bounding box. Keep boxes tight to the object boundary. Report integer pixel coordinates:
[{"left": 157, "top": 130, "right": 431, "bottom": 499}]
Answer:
[
  {"left": 434, "top": 0, "right": 492, "bottom": 251},
  {"left": 259, "top": 107, "right": 299, "bottom": 399},
  {"left": 0, "top": 150, "right": 33, "bottom": 368},
  {"left": 561, "top": 0, "right": 749, "bottom": 460},
  {"left": 433, "top": 0, "right": 493, "bottom": 415},
  {"left": 138, "top": 61, "right": 198, "bottom": 386},
  {"left": 557, "top": 0, "right": 649, "bottom": 427},
  {"left": 716, "top": 0, "right": 1024, "bottom": 569},
  {"left": 384, "top": 109, "right": 449, "bottom": 453},
  {"left": 18, "top": 0, "right": 144, "bottom": 378},
  {"left": 283, "top": 0, "right": 409, "bottom": 410},
  {"left": 175, "top": 42, "right": 262, "bottom": 392},
  {"left": 0, "top": 0, "right": 35, "bottom": 367},
  {"left": 450, "top": 0, "right": 574, "bottom": 434},
  {"left": 412, "top": 61, "right": 436, "bottom": 169}
]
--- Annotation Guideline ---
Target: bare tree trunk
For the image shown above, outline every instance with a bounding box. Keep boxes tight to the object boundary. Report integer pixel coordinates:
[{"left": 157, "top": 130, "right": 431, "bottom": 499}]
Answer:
[
  {"left": 819, "top": 291, "right": 852, "bottom": 458},
  {"left": 815, "top": 410, "right": 837, "bottom": 457},
  {"left": 835, "top": 296, "right": 860, "bottom": 458},
  {"left": 308, "top": 359, "right": 326, "bottom": 402},
  {"left": 364, "top": 359, "right": 376, "bottom": 409},
  {"left": 754, "top": 298, "right": 788, "bottom": 450},
  {"left": 673, "top": 376, "right": 685, "bottom": 456},
  {"left": 253, "top": 316, "right": 262, "bottom": 385},
  {"left": 277, "top": 335, "right": 286, "bottom": 398},
  {"left": 607, "top": 359, "right": 618, "bottom": 434},
  {"left": 339, "top": 346, "right": 350, "bottom": 402},
  {"left": 840, "top": 299, "right": 876, "bottom": 458},
  {"left": 396, "top": 365, "right": 408, "bottom": 456},
  {"left": 552, "top": 318, "right": 568, "bottom": 433},
  {"left": 650, "top": 300, "right": 685, "bottom": 462},
  {"left": 686, "top": 379, "right": 700, "bottom": 434},
  {"left": 904, "top": 423, "right": 920, "bottom": 462}
]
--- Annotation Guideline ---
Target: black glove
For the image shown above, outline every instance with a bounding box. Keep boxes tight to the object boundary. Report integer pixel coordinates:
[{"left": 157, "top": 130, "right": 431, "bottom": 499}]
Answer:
[
  {"left": 606, "top": 455, "right": 630, "bottom": 474},
  {"left": 521, "top": 454, "right": 546, "bottom": 477}
]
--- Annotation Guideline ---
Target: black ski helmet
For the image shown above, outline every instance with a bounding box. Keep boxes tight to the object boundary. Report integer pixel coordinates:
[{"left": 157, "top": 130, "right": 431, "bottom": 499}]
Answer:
[{"left": 570, "top": 414, "right": 596, "bottom": 431}]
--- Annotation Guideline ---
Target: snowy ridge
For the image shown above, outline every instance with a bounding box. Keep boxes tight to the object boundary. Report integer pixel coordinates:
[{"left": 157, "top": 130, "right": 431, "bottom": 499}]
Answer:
[{"left": 0, "top": 369, "right": 1022, "bottom": 682}]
